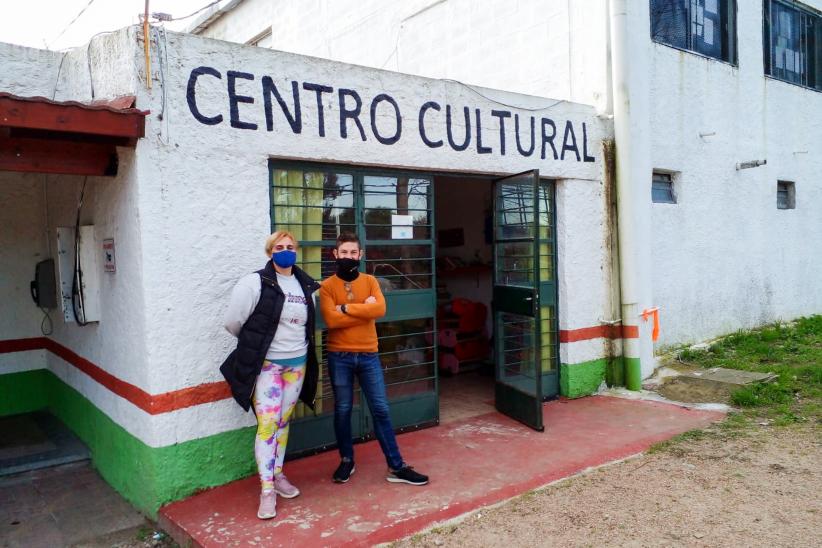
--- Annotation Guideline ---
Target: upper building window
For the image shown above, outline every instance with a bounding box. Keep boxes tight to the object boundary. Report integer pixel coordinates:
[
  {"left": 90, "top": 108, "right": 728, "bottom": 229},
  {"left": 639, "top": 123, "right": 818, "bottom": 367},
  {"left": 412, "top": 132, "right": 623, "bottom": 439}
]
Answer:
[
  {"left": 652, "top": 172, "right": 677, "bottom": 204},
  {"left": 777, "top": 181, "right": 796, "bottom": 209},
  {"left": 763, "top": 1, "right": 822, "bottom": 91},
  {"left": 650, "top": 0, "right": 738, "bottom": 64},
  {"left": 246, "top": 29, "right": 273, "bottom": 48}
]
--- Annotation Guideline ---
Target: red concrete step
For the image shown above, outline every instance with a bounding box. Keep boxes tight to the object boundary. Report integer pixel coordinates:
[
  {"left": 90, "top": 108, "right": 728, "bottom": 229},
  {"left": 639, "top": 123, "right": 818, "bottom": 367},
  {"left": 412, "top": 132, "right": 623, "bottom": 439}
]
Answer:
[{"left": 159, "top": 396, "right": 723, "bottom": 547}]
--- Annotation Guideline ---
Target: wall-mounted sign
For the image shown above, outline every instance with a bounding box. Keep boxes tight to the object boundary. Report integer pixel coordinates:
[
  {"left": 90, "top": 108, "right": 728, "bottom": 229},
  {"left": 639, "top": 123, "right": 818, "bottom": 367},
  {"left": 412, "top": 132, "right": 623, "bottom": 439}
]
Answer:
[
  {"left": 184, "top": 66, "right": 598, "bottom": 163},
  {"left": 103, "top": 238, "right": 116, "bottom": 273},
  {"left": 391, "top": 214, "right": 414, "bottom": 239}
]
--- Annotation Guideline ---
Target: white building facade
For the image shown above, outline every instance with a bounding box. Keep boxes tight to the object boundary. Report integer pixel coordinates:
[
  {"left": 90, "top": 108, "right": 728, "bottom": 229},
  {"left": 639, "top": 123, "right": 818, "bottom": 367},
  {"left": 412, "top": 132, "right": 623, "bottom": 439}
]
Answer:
[
  {"left": 1, "top": 0, "right": 819, "bottom": 516},
  {"left": 201, "top": 0, "right": 822, "bottom": 362},
  {"left": 1, "top": 24, "right": 620, "bottom": 513}
]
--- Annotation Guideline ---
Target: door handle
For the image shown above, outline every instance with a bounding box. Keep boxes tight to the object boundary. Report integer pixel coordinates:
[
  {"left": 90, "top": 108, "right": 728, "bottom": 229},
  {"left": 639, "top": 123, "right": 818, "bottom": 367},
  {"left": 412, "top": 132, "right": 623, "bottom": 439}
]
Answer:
[{"left": 524, "top": 297, "right": 533, "bottom": 301}]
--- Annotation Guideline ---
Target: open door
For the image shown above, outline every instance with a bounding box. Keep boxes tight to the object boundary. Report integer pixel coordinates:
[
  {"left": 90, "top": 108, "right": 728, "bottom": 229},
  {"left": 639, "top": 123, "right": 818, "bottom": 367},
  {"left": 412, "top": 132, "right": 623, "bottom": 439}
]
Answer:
[{"left": 492, "top": 170, "right": 545, "bottom": 431}]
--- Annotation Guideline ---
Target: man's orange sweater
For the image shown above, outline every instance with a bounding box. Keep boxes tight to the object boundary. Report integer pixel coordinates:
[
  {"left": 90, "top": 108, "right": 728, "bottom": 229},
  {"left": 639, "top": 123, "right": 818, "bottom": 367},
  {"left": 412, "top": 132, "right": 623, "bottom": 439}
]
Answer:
[{"left": 319, "top": 274, "right": 386, "bottom": 352}]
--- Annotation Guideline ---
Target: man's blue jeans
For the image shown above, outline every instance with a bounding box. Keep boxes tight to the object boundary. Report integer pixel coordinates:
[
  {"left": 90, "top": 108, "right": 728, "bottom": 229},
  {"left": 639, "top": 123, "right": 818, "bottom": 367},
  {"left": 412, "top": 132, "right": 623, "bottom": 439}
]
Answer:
[{"left": 327, "top": 351, "right": 404, "bottom": 471}]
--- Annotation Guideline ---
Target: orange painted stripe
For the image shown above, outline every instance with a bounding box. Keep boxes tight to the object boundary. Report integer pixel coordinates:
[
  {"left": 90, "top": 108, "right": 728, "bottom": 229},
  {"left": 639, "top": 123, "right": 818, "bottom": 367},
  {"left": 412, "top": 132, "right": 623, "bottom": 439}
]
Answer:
[
  {"left": 622, "top": 325, "right": 639, "bottom": 339},
  {"left": 1, "top": 337, "right": 231, "bottom": 415},
  {"left": 0, "top": 337, "right": 49, "bottom": 353},
  {"left": 2, "top": 321, "right": 639, "bottom": 413},
  {"left": 149, "top": 381, "right": 232, "bottom": 414},
  {"left": 559, "top": 324, "right": 639, "bottom": 343}
]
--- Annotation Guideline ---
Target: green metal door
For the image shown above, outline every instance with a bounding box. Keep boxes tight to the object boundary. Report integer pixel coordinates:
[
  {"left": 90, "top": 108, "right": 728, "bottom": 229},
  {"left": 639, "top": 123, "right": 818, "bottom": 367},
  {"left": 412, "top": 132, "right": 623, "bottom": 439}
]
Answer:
[
  {"left": 269, "top": 162, "right": 437, "bottom": 457},
  {"left": 492, "top": 170, "right": 558, "bottom": 431}
]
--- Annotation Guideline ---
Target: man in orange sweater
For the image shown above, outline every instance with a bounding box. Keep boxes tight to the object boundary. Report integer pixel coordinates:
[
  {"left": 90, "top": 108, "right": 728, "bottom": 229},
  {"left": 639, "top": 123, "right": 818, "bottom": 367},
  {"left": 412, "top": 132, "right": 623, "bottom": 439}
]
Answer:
[{"left": 319, "top": 232, "right": 429, "bottom": 486}]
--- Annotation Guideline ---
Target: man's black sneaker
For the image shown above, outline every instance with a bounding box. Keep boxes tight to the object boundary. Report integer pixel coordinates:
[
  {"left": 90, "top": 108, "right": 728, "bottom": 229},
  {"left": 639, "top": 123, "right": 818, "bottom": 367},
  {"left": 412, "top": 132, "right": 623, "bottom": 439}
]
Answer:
[
  {"left": 332, "top": 459, "right": 355, "bottom": 483},
  {"left": 386, "top": 466, "right": 428, "bottom": 485}
]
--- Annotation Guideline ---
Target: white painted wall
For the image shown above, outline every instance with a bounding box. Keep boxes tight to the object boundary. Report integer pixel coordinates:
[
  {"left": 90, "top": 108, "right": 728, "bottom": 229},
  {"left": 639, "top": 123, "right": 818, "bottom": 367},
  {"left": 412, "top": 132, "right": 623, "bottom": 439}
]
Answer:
[
  {"left": 127, "top": 28, "right": 610, "bottom": 443},
  {"left": 40, "top": 30, "right": 152, "bottom": 396},
  {"left": 2, "top": 27, "right": 613, "bottom": 447},
  {"left": 210, "top": 0, "right": 822, "bottom": 351},
  {"left": 194, "top": 0, "right": 273, "bottom": 45},
  {"left": 41, "top": 166, "right": 151, "bottom": 391},
  {"left": 261, "top": 0, "right": 611, "bottom": 111},
  {"left": 1, "top": 0, "right": 815, "bottom": 453},
  {"left": 556, "top": 174, "right": 622, "bottom": 366},
  {"left": 0, "top": 41, "right": 63, "bottom": 96},
  {"left": 0, "top": 173, "right": 50, "bottom": 373},
  {"left": 0, "top": 34, "right": 154, "bottom": 440},
  {"left": 648, "top": 0, "right": 822, "bottom": 346}
]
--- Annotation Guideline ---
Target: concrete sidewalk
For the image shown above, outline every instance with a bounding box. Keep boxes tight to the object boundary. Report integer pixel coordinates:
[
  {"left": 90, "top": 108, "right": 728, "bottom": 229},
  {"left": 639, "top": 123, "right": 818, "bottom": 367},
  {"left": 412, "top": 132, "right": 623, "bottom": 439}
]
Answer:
[
  {"left": 0, "top": 461, "right": 147, "bottom": 548},
  {"left": 159, "top": 396, "right": 724, "bottom": 547}
]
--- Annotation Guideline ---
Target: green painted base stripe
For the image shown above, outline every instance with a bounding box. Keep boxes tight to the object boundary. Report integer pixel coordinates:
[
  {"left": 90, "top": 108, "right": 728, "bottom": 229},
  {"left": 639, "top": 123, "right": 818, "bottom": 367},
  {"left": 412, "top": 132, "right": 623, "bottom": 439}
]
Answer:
[
  {"left": 152, "top": 426, "right": 256, "bottom": 511},
  {"left": 3, "top": 370, "right": 256, "bottom": 515},
  {"left": 560, "top": 359, "right": 607, "bottom": 398},
  {"left": 50, "top": 371, "right": 258, "bottom": 514},
  {"left": 605, "top": 355, "right": 624, "bottom": 388},
  {"left": 624, "top": 357, "right": 642, "bottom": 391},
  {"left": 560, "top": 357, "right": 643, "bottom": 397},
  {"left": 47, "top": 373, "right": 160, "bottom": 512},
  {"left": 0, "top": 369, "right": 49, "bottom": 416}
]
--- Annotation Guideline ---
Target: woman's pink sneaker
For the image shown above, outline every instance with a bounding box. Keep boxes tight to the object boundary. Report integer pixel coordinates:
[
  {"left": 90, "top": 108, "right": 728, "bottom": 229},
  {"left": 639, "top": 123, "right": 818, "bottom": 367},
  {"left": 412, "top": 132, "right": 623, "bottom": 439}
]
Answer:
[
  {"left": 257, "top": 490, "right": 276, "bottom": 519},
  {"left": 273, "top": 474, "right": 300, "bottom": 498}
]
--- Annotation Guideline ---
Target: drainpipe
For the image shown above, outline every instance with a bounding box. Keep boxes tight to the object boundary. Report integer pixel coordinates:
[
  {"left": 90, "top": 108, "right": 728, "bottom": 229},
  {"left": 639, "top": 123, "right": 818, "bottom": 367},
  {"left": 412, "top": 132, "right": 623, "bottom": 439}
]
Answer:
[{"left": 608, "top": 0, "right": 655, "bottom": 389}]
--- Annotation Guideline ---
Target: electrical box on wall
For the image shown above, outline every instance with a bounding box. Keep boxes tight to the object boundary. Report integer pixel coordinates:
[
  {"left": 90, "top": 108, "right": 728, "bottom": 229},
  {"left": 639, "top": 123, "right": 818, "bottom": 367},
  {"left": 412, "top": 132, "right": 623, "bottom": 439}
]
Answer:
[{"left": 56, "top": 226, "right": 102, "bottom": 324}]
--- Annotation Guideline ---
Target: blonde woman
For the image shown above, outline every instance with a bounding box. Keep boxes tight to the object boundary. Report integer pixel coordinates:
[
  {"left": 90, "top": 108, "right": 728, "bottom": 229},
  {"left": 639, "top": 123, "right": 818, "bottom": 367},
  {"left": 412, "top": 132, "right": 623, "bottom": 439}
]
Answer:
[{"left": 221, "top": 231, "right": 320, "bottom": 519}]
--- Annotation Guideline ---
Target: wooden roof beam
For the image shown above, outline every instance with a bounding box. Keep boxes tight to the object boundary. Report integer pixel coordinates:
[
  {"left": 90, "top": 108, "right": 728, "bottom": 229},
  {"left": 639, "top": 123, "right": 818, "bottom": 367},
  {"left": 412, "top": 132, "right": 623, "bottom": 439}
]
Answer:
[{"left": 0, "top": 137, "right": 118, "bottom": 176}]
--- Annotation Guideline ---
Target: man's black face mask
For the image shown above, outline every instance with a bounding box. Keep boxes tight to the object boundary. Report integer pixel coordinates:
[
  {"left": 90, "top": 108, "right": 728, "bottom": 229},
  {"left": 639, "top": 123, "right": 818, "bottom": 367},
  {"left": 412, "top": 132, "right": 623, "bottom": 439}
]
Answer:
[{"left": 335, "top": 258, "right": 360, "bottom": 281}]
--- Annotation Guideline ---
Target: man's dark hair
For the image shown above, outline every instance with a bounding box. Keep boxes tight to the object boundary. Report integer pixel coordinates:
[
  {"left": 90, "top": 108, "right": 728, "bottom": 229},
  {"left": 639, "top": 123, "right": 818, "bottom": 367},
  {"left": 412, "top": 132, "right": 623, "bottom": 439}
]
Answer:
[{"left": 336, "top": 231, "right": 361, "bottom": 249}]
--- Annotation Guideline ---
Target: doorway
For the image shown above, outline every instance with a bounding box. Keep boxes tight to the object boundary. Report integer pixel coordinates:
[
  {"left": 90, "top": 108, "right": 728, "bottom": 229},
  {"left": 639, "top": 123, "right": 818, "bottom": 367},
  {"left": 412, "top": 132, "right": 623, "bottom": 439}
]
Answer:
[
  {"left": 271, "top": 162, "right": 559, "bottom": 455},
  {"left": 433, "top": 175, "right": 496, "bottom": 423},
  {"left": 433, "top": 173, "right": 560, "bottom": 429}
]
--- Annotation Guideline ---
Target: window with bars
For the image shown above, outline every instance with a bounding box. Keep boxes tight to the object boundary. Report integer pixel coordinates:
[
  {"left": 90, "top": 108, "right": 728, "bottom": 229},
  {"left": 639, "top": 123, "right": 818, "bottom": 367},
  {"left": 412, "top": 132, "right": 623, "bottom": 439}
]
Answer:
[
  {"left": 650, "top": 0, "right": 737, "bottom": 64},
  {"left": 652, "top": 172, "right": 677, "bottom": 203},
  {"left": 269, "top": 162, "right": 437, "bottom": 441},
  {"left": 764, "top": 0, "right": 822, "bottom": 91},
  {"left": 777, "top": 181, "right": 796, "bottom": 209},
  {"left": 362, "top": 176, "right": 433, "bottom": 291}
]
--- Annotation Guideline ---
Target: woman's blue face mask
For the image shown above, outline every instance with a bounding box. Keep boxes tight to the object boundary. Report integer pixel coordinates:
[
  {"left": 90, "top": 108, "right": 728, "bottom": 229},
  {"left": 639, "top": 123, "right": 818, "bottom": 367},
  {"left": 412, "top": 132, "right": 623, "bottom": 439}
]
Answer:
[{"left": 272, "top": 250, "right": 297, "bottom": 268}]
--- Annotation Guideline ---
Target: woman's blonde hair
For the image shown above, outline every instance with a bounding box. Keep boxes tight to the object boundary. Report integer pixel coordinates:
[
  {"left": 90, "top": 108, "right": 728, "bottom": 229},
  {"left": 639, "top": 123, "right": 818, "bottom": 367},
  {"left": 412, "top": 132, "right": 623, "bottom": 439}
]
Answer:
[{"left": 265, "top": 230, "right": 299, "bottom": 255}]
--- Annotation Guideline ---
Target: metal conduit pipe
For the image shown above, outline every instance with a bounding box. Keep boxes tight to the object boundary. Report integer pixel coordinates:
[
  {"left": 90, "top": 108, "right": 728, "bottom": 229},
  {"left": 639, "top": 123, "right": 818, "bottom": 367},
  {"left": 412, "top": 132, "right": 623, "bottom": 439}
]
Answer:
[{"left": 608, "top": 0, "right": 656, "bottom": 389}]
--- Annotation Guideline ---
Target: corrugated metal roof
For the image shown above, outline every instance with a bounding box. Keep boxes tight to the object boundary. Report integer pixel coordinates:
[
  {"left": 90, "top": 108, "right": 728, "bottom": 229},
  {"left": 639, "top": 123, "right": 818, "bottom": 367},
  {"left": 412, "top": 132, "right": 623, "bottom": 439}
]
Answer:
[{"left": 0, "top": 92, "right": 149, "bottom": 116}]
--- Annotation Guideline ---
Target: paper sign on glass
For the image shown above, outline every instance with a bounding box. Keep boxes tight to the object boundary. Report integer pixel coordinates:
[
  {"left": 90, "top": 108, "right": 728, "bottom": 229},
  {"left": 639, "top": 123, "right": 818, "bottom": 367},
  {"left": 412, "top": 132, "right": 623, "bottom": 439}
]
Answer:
[{"left": 391, "top": 214, "right": 414, "bottom": 239}]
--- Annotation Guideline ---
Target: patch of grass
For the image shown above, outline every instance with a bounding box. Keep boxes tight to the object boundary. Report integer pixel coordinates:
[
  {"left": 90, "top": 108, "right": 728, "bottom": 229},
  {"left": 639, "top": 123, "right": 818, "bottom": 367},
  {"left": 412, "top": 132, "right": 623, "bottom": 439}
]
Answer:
[
  {"left": 648, "top": 428, "right": 707, "bottom": 454},
  {"left": 679, "top": 315, "right": 822, "bottom": 425}
]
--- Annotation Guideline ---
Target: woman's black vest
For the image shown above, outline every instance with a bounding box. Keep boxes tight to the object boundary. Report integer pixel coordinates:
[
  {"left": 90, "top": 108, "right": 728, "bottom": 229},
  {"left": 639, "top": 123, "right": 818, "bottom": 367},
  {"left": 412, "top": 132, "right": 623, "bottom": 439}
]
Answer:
[{"left": 220, "top": 262, "right": 321, "bottom": 412}]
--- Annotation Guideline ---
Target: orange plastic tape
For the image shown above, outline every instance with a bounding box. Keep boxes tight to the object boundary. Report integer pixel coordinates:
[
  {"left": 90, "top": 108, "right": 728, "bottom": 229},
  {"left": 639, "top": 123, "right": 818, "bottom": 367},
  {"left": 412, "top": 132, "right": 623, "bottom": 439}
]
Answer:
[{"left": 641, "top": 308, "right": 660, "bottom": 342}]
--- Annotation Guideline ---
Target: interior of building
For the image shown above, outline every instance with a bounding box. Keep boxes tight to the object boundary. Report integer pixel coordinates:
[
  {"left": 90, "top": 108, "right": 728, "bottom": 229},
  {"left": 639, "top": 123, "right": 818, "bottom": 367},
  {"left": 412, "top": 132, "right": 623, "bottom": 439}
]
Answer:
[{"left": 433, "top": 176, "right": 496, "bottom": 424}]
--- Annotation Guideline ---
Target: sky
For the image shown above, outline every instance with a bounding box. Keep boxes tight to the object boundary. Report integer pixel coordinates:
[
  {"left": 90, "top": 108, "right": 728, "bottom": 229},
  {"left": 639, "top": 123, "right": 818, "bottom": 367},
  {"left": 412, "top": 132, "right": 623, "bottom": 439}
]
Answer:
[{"left": 0, "top": 0, "right": 219, "bottom": 51}]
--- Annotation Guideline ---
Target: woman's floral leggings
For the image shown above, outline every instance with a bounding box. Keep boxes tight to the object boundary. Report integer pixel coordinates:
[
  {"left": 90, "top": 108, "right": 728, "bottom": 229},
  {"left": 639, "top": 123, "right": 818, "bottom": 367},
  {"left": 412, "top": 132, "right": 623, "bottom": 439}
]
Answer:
[{"left": 252, "top": 359, "right": 306, "bottom": 491}]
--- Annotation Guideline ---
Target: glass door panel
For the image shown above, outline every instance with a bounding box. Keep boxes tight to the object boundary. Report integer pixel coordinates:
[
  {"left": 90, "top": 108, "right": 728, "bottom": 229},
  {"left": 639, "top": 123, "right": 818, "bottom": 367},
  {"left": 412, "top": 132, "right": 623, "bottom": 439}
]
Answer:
[{"left": 493, "top": 170, "right": 544, "bottom": 431}]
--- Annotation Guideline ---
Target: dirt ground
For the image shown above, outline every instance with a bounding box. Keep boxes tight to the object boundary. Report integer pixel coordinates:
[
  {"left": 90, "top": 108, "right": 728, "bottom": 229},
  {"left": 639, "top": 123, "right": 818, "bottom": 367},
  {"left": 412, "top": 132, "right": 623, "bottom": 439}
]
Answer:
[{"left": 393, "top": 422, "right": 821, "bottom": 548}]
